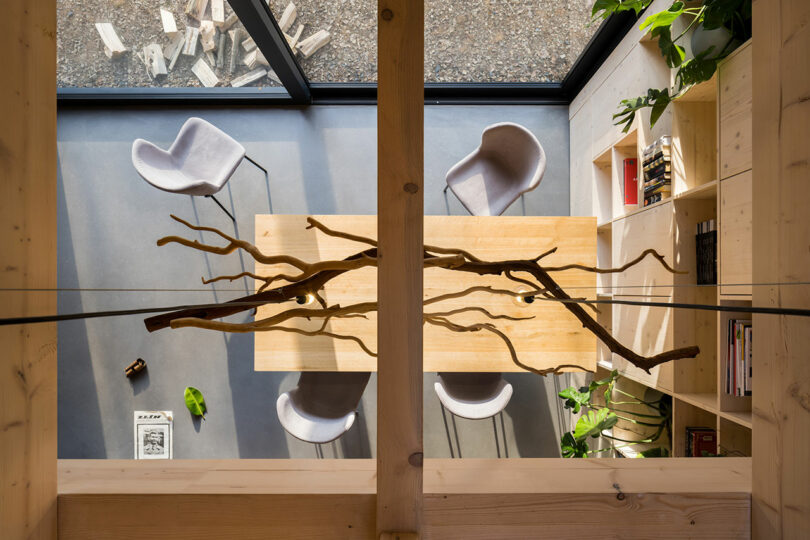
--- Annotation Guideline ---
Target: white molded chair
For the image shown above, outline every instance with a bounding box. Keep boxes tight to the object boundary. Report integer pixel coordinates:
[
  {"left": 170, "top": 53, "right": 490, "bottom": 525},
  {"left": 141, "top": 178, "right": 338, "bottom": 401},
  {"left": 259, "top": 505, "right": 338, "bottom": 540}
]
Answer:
[
  {"left": 131, "top": 117, "right": 267, "bottom": 220},
  {"left": 434, "top": 372, "right": 513, "bottom": 458},
  {"left": 444, "top": 122, "right": 546, "bottom": 216},
  {"left": 277, "top": 372, "right": 371, "bottom": 457}
]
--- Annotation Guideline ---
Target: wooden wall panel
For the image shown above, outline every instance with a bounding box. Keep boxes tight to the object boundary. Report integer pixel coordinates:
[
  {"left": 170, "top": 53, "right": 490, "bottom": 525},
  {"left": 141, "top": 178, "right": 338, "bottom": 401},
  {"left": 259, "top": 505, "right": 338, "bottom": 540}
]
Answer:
[
  {"left": 752, "top": 0, "right": 810, "bottom": 537},
  {"left": 59, "top": 494, "right": 377, "bottom": 540},
  {"left": 719, "top": 42, "right": 753, "bottom": 180},
  {"left": 58, "top": 459, "right": 752, "bottom": 539},
  {"left": 423, "top": 493, "right": 749, "bottom": 539},
  {"left": 719, "top": 171, "right": 752, "bottom": 297},
  {"left": 0, "top": 0, "right": 57, "bottom": 538},
  {"left": 376, "top": 0, "right": 424, "bottom": 535}
]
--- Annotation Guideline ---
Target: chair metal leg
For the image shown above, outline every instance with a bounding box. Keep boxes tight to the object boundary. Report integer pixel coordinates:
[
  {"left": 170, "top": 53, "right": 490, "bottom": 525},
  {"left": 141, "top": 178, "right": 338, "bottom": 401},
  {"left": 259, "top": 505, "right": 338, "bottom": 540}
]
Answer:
[
  {"left": 315, "top": 443, "right": 323, "bottom": 459},
  {"left": 451, "top": 413, "right": 462, "bottom": 459},
  {"left": 440, "top": 402, "right": 455, "bottom": 459},
  {"left": 500, "top": 411, "right": 509, "bottom": 458},
  {"left": 443, "top": 184, "right": 449, "bottom": 194},
  {"left": 205, "top": 194, "right": 235, "bottom": 221},
  {"left": 244, "top": 154, "right": 268, "bottom": 174},
  {"left": 492, "top": 416, "right": 502, "bottom": 458}
]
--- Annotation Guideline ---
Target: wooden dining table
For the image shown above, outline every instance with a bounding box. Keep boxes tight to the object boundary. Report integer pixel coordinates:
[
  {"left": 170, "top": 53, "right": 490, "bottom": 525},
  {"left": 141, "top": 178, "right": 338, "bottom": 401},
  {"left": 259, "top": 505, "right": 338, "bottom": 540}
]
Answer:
[{"left": 253, "top": 215, "right": 596, "bottom": 373}]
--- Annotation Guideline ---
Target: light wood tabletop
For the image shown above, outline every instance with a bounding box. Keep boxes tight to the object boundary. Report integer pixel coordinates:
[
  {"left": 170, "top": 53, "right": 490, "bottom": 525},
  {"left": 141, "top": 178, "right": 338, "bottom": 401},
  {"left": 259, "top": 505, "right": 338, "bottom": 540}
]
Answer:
[{"left": 254, "top": 215, "right": 596, "bottom": 372}]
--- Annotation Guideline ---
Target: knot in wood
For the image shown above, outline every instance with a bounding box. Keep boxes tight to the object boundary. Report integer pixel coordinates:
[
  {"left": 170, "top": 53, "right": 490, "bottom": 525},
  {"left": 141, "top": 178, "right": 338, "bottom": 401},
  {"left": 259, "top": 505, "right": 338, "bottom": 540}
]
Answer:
[
  {"left": 403, "top": 182, "right": 419, "bottom": 194},
  {"left": 408, "top": 452, "right": 423, "bottom": 467},
  {"left": 381, "top": 8, "right": 394, "bottom": 21}
]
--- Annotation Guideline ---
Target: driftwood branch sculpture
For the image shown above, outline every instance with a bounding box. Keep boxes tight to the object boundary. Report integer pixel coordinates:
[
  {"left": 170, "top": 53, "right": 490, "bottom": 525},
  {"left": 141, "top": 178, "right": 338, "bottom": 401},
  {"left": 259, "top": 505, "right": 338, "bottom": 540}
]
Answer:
[{"left": 145, "top": 215, "right": 700, "bottom": 375}]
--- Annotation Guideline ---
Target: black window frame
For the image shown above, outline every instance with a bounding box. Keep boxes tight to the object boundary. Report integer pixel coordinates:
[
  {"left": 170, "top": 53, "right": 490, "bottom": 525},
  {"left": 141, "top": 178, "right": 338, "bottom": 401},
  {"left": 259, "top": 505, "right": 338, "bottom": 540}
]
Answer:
[{"left": 56, "top": 2, "right": 637, "bottom": 107}]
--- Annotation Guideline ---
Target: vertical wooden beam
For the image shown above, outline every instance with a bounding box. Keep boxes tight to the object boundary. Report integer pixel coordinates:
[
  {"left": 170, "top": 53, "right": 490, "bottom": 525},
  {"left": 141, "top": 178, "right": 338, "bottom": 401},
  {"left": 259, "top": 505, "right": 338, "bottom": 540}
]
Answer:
[
  {"left": 752, "top": 0, "right": 810, "bottom": 537},
  {"left": 0, "top": 0, "right": 58, "bottom": 538},
  {"left": 377, "top": 0, "right": 424, "bottom": 537}
]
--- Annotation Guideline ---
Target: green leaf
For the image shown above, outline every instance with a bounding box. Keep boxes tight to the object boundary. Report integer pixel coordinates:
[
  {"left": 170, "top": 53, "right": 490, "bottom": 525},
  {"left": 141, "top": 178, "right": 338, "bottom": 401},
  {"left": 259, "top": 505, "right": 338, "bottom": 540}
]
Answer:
[
  {"left": 184, "top": 386, "right": 207, "bottom": 419},
  {"left": 640, "top": 1, "right": 685, "bottom": 33},
  {"left": 649, "top": 88, "right": 671, "bottom": 128},
  {"left": 591, "top": 0, "right": 652, "bottom": 22},
  {"left": 639, "top": 447, "right": 671, "bottom": 458},
  {"left": 702, "top": 0, "right": 744, "bottom": 30},
  {"left": 653, "top": 27, "right": 686, "bottom": 67},
  {"left": 561, "top": 432, "right": 590, "bottom": 458},
  {"left": 588, "top": 369, "right": 619, "bottom": 391},
  {"left": 574, "top": 408, "right": 619, "bottom": 441},
  {"left": 674, "top": 52, "right": 718, "bottom": 92},
  {"left": 558, "top": 387, "right": 591, "bottom": 413}
]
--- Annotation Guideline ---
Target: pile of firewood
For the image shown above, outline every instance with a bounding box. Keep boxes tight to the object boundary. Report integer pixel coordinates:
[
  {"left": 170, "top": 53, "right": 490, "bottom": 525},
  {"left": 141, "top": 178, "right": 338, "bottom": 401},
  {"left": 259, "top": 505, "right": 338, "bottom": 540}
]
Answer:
[{"left": 93, "top": 1, "right": 332, "bottom": 88}]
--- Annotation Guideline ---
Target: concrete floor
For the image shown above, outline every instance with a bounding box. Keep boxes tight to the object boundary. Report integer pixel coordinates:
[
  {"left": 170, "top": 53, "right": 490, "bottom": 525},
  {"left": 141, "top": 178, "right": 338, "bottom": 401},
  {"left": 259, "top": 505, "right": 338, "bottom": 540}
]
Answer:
[{"left": 56, "top": 104, "right": 579, "bottom": 459}]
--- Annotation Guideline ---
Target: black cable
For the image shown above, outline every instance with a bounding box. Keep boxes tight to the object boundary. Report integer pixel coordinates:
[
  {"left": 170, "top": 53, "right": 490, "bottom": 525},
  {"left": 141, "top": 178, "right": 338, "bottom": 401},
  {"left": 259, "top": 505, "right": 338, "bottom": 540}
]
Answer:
[{"left": 1, "top": 295, "right": 809, "bottom": 326}]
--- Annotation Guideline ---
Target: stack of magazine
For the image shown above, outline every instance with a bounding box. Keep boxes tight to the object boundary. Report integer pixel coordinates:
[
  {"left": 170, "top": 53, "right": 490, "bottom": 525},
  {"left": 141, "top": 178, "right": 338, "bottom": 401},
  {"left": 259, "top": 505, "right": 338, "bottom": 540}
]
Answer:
[
  {"left": 726, "top": 319, "right": 752, "bottom": 397},
  {"left": 642, "top": 136, "right": 672, "bottom": 206}
]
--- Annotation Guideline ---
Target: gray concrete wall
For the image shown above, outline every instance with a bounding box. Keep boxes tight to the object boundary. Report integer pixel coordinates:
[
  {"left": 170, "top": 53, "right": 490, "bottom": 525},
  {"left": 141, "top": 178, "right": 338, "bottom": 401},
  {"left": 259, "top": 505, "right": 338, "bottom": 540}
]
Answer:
[{"left": 56, "top": 104, "right": 575, "bottom": 459}]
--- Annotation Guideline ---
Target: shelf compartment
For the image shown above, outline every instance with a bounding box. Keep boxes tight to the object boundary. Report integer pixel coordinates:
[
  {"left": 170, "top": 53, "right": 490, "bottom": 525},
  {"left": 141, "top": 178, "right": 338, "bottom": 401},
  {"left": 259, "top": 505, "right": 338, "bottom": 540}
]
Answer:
[
  {"left": 719, "top": 417, "right": 751, "bottom": 456},
  {"left": 673, "top": 399, "right": 718, "bottom": 457},
  {"left": 717, "top": 300, "right": 753, "bottom": 418},
  {"left": 675, "top": 179, "right": 717, "bottom": 201}
]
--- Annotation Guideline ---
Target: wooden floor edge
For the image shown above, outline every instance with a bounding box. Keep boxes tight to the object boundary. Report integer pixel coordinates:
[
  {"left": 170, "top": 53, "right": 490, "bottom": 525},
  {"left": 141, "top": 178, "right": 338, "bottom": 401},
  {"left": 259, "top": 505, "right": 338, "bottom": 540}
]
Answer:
[{"left": 58, "top": 457, "right": 752, "bottom": 495}]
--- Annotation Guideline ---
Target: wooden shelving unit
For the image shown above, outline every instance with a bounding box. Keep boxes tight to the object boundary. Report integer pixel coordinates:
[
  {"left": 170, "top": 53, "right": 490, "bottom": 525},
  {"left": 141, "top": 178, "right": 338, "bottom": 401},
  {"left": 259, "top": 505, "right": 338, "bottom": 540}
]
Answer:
[{"left": 586, "top": 40, "right": 753, "bottom": 457}]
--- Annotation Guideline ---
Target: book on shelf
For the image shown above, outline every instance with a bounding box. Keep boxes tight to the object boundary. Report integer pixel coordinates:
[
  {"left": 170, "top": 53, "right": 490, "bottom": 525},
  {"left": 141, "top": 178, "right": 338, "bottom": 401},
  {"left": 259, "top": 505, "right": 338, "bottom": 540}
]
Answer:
[
  {"left": 696, "top": 219, "right": 717, "bottom": 285},
  {"left": 642, "top": 136, "right": 672, "bottom": 206},
  {"left": 623, "top": 158, "right": 638, "bottom": 205},
  {"left": 685, "top": 427, "right": 717, "bottom": 457},
  {"left": 726, "top": 318, "right": 752, "bottom": 397}
]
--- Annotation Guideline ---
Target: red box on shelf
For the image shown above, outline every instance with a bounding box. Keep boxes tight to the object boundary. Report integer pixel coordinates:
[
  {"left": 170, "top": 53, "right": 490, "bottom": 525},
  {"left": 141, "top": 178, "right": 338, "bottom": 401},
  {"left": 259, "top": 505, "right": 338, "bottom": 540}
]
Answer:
[{"left": 623, "top": 158, "right": 638, "bottom": 205}]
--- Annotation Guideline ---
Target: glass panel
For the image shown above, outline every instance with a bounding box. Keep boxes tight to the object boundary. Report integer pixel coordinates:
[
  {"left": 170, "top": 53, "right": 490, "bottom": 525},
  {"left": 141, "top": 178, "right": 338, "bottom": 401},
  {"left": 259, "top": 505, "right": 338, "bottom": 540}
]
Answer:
[
  {"left": 57, "top": 0, "right": 283, "bottom": 88},
  {"left": 277, "top": 0, "right": 598, "bottom": 84},
  {"left": 268, "top": 0, "right": 377, "bottom": 83},
  {"left": 425, "top": 0, "right": 598, "bottom": 83}
]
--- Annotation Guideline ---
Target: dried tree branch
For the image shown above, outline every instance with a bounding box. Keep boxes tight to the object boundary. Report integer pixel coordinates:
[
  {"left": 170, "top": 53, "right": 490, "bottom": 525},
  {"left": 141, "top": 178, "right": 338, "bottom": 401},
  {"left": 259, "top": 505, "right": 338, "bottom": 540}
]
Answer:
[
  {"left": 145, "top": 216, "right": 701, "bottom": 375},
  {"left": 543, "top": 248, "right": 686, "bottom": 275}
]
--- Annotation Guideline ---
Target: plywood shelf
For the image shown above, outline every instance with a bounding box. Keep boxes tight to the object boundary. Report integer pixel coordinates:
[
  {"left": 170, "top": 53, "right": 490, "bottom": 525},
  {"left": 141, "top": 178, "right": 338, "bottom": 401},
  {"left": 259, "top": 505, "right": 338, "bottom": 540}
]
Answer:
[
  {"left": 676, "top": 74, "right": 718, "bottom": 103},
  {"left": 675, "top": 179, "right": 718, "bottom": 200},
  {"left": 718, "top": 409, "right": 753, "bottom": 430}
]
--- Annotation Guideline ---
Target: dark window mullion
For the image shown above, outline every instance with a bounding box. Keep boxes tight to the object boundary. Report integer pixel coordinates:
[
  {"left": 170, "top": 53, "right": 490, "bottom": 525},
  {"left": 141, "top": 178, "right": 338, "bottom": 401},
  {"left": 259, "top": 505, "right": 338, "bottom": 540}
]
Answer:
[{"left": 228, "top": 0, "right": 311, "bottom": 104}]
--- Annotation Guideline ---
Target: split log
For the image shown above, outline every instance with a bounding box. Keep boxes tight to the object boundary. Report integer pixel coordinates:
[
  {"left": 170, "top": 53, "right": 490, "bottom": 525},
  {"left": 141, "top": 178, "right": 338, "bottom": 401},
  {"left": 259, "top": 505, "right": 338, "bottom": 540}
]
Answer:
[
  {"left": 164, "top": 33, "right": 185, "bottom": 71},
  {"left": 286, "top": 24, "right": 304, "bottom": 50},
  {"left": 228, "top": 28, "right": 242, "bottom": 75},
  {"left": 199, "top": 20, "right": 217, "bottom": 52},
  {"left": 231, "top": 67, "right": 267, "bottom": 87},
  {"left": 217, "top": 12, "right": 239, "bottom": 31},
  {"left": 142, "top": 43, "right": 168, "bottom": 79},
  {"left": 160, "top": 8, "right": 179, "bottom": 39},
  {"left": 191, "top": 57, "right": 219, "bottom": 87},
  {"left": 216, "top": 33, "right": 226, "bottom": 68},
  {"left": 241, "top": 36, "right": 256, "bottom": 52},
  {"left": 206, "top": 51, "right": 217, "bottom": 66},
  {"left": 94, "top": 22, "right": 127, "bottom": 59},
  {"left": 211, "top": 0, "right": 225, "bottom": 25},
  {"left": 242, "top": 49, "right": 269, "bottom": 69},
  {"left": 278, "top": 2, "right": 297, "bottom": 32},
  {"left": 185, "top": 0, "right": 207, "bottom": 20},
  {"left": 267, "top": 70, "right": 282, "bottom": 85},
  {"left": 182, "top": 26, "right": 200, "bottom": 56},
  {"left": 297, "top": 30, "right": 330, "bottom": 58}
]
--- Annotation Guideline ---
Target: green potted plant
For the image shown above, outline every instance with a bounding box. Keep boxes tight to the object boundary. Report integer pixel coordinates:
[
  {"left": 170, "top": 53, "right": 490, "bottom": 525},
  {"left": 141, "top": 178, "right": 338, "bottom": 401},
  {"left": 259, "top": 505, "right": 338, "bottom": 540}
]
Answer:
[
  {"left": 558, "top": 370, "right": 671, "bottom": 458},
  {"left": 591, "top": 0, "right": 752, "bottom": 132}
]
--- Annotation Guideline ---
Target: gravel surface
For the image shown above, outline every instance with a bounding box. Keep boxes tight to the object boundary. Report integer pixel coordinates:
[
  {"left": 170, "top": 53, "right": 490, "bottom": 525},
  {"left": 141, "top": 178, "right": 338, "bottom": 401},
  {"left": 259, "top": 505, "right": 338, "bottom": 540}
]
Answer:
[{"left": 57, "top": 0, "right": 598, "bottom": 87}]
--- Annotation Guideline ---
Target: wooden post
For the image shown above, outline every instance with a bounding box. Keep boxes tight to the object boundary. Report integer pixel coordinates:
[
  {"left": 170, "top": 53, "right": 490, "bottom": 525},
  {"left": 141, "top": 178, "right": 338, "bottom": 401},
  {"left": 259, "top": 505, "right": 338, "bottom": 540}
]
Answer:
[
  {"left": 0, "top": 0, "right": 58, "bottom": 538},
  {"left": 752, "top": 0, "right": 810, "bottom": 538},
  {"left": 376, "top": 0, "right": 424, "bottom": 537}
]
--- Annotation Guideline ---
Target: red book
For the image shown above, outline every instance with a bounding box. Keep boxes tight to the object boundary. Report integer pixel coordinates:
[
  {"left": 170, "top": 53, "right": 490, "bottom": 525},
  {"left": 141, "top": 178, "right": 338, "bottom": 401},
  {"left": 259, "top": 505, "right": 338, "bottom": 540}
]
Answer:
[{"left": 623, "top": 158, "right": 638, "bottom": 205}]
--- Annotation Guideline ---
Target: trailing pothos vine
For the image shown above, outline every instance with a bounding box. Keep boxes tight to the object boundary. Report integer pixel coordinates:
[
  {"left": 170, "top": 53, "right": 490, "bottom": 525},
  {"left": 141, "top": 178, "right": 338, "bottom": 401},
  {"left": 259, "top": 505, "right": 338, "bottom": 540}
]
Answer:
[
  {"left": 558, "top": 370, "right": 671, "bottom": 458},
  {"left": 591, "top": 0, "right": 752, "bottom": 133}
]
